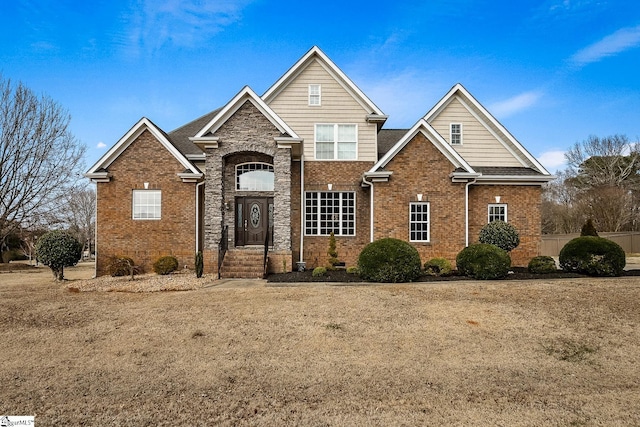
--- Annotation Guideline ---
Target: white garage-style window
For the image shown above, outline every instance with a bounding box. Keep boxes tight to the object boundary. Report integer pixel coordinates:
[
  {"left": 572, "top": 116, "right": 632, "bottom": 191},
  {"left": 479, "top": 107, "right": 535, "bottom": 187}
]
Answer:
[
  {"left": 132, "top": 190, "right": 161, "bottom": 220},
  {"left": 305, "top": 191, "right": 355, "bottom": 236},
  {"left": 236, "top": 162, "right": 275, "bottom": 191},
  {"left": 409, "top": 202, "right": 430, "bottom": 242}
]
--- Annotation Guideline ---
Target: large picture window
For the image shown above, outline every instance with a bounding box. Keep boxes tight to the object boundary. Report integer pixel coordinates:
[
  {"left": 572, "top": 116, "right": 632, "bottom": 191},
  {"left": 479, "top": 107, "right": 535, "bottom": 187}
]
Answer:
[
  {"left": 315, "top": 124, "right": 357, "bottom": 160},
  {"left": 488, "top": 204, "right": 507, "bottom": 222},
  {"left": 305, "top": 192, "right": 355, "bottom": 236},
  {"left": 410, "top": 202, "right": 430, "bottom": 242},
  {"left": 236, "top": 163, "right": 274, "bottom": 191},
  {"left": 133, "top": 190, "right": 161, "bottom": 220}
]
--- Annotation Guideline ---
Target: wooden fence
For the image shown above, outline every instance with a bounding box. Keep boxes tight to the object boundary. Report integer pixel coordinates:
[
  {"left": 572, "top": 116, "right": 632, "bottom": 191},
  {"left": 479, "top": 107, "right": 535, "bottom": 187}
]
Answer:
[{"left": 541, "top": 232, "right": 640, "bottom": 256}]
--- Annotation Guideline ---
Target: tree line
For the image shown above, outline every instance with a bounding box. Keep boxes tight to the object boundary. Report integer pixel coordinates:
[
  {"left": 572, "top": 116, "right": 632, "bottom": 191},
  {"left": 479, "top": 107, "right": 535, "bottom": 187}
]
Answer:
[{"left": 543, "top": 134, "right": 640, "bottom": 234}]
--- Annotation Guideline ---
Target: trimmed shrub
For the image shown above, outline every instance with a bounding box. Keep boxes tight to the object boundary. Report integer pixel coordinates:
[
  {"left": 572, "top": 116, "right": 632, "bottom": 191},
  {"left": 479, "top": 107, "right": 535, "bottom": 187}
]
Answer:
[
  {"left": 580, "top": 219, "right": 599, "bottom": 237},
  {"left": 327, "top": 231, "right": 339, "bottom": 268},
  {"left": 456, "top": 243, "right": 511, "bottom": 280},
  {"left": 346, "top": 266, "right": 359, "bottom": 275},
  {"left": 312, "top": 266, "right": 327, "bottom": 277},
  {"left": 424, "top": 257, "right": 452, "bottom": 276},
  {"left": 559, "top": 236, "right": 625, "bottom": 277},
  {"left": 153, "top": 255, "right": 179, "bottom": 275},
  {"left": 528, "top": 255, "right": 557, "bottom": 274},
  {"left": 35, "top": 230, "right": 82, "bottom": 280},
  {"left": 479, "top": 220, "right": 520, "bottom": 252},
  {"left": 195, "top": 251, "right": 204, "bottom": 278},
  {"left": 108, "top": 255, "right": 136, "bottom": 277},
  {"left": 358, "top": 238, "right": 422, "bottom": 283}
]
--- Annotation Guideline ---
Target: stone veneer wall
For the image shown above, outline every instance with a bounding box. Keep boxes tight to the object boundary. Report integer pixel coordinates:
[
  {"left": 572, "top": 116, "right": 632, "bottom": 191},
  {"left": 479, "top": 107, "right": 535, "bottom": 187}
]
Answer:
[
  {"left": 202, "top": 100, "right": 292, "bottom": 274},
  {"left": 95, "top": 129, "right": 197, "bottom": 275}
]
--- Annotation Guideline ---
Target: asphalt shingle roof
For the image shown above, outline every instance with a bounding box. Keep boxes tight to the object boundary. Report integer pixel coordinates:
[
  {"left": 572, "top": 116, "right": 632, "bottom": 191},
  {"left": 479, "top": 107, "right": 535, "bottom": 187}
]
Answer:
[
  {"left": 377, "top": 129, "right": 408, "bottom": 157},
  {"left": 166, "top": 108, "right": 222, "bottom": 156}
]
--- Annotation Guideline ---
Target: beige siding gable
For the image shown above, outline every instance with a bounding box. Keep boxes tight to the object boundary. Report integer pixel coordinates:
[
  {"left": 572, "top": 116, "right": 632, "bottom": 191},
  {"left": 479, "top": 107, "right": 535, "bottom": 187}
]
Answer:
[
  {"left": 429, "top": 96, "right": 529, "bottom": 168},
  {"left": 267, "top": 59, "right": 378, "bottom": 162}
]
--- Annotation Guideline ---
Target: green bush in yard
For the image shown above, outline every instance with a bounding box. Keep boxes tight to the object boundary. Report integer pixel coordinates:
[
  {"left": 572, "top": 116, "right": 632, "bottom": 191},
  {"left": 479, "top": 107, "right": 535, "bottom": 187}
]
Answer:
[
  {"left": 35, "top": 230, "right": 82, "bottom": 280},
  {"left": 153, "top": 255, "right": 179, "bottom": 275},
  {"left": 479, "top": 220, "right": 520, "bottom": 252},
  {"left": 358, "top": 238, "right": 422, "bottom": 283},
  {"left": 580, "top": 218, "right": 599, "bottom": 237},
  {"left": 528, "top": 256, "right": 558, "bottom": 274},
  {"left": 424, "top": 257, "right": 452, "bottom": 276},
  {"left": 559, "top": 236, "right": 625, "bottom": 277},
  {"left": 312, "top": 266, "right": 327, "bottom": 277},
  {"left": 456, "top": 243, "right": 511, "bottom": 280}
]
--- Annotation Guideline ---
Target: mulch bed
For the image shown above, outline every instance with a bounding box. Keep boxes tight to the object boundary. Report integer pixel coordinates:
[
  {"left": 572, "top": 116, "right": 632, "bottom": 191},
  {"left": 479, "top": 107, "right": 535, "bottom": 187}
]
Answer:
[{"left": 268, "top": 267, "right": 640, "bottom": 283}]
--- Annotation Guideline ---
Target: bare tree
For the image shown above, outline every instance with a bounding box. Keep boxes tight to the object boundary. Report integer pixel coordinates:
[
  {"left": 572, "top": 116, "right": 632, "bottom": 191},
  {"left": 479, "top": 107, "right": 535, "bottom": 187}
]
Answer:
[
  {"left": 0, "top": 75, "right": 86, "bottom": 258},
  {"left": 62, "top": 186, "right": 96, "bottom": 256}
]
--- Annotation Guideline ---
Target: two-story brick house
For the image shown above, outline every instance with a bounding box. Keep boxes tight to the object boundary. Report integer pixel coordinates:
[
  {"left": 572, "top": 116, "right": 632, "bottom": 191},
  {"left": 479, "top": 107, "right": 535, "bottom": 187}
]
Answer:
[{"left": 86, "top": 46, "right": 553, "bottom": 277}]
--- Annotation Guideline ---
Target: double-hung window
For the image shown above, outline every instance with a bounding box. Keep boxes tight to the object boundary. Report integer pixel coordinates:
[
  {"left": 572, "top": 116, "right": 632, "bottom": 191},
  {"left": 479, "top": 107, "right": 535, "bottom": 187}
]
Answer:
[
  {"left": 315, "top": 124, "right": 357, "bottom": 160},
  {"left": 305, "top": 192, "right": 355, "bottom": 236},
  {"left": 450, "top": 123, "right": 462, "bottom": 145},
  {"left": 309, "top": 84, "right": 321, "bottom": 106},
  {"left": 133, "top": 190, "right": 161, "bottom": 220},
  {"left": 409, "top": 202, "right": 430, "bottom": 242},
  {"left": 488, "top": 204, "right": 507, "bottom": 222}
]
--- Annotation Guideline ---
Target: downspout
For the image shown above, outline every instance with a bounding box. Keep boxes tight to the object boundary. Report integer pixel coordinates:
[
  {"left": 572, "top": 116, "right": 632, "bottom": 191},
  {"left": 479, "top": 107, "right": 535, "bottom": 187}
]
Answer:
[
  {"left": 93, "top": 183, "right": 97, "bottom": 278},
  {"left": 361, "top": 174, "right": 374, "bottom": 242},
  {"left": 465, "top": 178, "right": 477, "bottom": 247},
  {"left": 299, "top": 155, "right": 305, "bottom": 264},
  {"left": 195, "top": 180, "right": 205, "bottom": 253}
]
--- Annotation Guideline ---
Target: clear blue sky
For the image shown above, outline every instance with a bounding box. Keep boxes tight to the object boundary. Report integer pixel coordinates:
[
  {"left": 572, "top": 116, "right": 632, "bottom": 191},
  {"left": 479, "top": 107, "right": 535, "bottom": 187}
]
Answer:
[{"left": 2, "top": 0, "right": 640, "bottom": 173}]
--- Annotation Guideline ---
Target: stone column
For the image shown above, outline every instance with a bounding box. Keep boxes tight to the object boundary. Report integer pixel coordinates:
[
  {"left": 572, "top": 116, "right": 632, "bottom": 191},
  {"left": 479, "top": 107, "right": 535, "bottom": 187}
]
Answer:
[
  {"left": 273, "top": 147, "right": 292, "bottom": 251},
  {"left": 204, "top": 149, "right": 224, "bottom": 250}
]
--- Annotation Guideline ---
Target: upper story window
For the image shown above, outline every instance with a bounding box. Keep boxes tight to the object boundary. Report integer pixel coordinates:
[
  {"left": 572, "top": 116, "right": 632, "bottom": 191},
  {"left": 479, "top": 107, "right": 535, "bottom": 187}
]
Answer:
[
  {"left": 236, "top": 162, "right": 275, "bottom": 191},
  {"left": 409, "top": 202, "right": 430, "bottom": 242},
  {"left": 309, "top": 84, "right": 321, "bottom": 106},
  {"left": 305, "top": 191, "right": 355, "bottom": 236},
  {"left": 488, "top": 203, "right": 507, "bottom": 222},
  {"left": 450, "top": 123, "right": 462, "bottom": 145},
  {"left": 315, "top": 124, "right": 357, "bottom": 160},
  {"left": 133, "top": 190, "right": 161, "bottom": 220}
]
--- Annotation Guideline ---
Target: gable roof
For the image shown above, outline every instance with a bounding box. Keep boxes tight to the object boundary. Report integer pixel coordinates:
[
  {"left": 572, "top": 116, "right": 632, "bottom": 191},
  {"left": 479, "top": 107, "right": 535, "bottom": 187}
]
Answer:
[
  {"left": 424, "top": 83, "right": 551, "bottom": 176},
  {"left": 85, "top": 117, "right": 202, "bottom": 181},
  {"left": 262, "top": 46, "right": 387, "bottom": 120},
  {"left": 369, "top": 119, "right": 476, "bottom": 176},
  {"left": 192, "top": 86, "right": 301, "bottom": 143}
]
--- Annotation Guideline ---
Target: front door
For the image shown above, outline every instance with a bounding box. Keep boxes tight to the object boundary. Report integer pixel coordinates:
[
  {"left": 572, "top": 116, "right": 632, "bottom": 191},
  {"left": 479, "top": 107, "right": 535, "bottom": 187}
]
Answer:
[{"left": 235, "top": 197, "right": 273, "bottom": 246}]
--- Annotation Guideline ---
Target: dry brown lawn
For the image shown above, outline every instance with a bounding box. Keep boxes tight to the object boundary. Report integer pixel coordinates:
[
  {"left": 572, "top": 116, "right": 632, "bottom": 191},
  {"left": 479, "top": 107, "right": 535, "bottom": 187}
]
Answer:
[{"left": 1, "top": 263, "right": 639, "bottom": 426}]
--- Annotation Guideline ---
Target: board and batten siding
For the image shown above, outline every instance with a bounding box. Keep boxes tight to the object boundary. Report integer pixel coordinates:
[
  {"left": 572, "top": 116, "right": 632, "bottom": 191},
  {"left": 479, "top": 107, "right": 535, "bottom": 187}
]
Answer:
[
  {"left": 267, "top": 60, "right": 378, "bottom": 162},
  {"left": 429, "top": 97, "right": 523, "bottom": 167}
]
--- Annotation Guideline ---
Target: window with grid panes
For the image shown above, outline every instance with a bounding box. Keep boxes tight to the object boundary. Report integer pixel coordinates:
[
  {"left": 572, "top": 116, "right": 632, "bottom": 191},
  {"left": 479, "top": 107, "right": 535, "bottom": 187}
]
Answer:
[
  {"left": 409, "top": 202, "right": 430, "bottom": 242},
  {"left": 315, "top": 124, "right": 357, "bottom": 160},
  {"left": 304, "top": 192, "right": 355, "bottom": 235},
  {"left": 132, "top": 190, "right": 161, "bottom": 220},
  {"left": 488, "top": 204, "right": 507, "bottom": 222}
]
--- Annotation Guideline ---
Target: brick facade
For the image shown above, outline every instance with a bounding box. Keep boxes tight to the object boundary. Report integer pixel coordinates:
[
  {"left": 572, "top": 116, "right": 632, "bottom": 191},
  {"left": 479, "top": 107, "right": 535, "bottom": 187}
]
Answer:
[{"left": 95, "top": 129, "right": 197, "bottom": 275}]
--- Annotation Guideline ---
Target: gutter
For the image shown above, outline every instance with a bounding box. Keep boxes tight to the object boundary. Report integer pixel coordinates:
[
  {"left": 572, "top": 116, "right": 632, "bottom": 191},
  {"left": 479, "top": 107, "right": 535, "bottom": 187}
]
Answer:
[{"left": 299, "top": 155, "right": 305, "bottom": 265}]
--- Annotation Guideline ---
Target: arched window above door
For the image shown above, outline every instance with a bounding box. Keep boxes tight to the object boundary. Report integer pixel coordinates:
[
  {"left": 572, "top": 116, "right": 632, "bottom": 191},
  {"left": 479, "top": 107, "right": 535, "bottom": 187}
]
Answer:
[{"left": 236, "top": 162, "right": 274, "bottom": 191}]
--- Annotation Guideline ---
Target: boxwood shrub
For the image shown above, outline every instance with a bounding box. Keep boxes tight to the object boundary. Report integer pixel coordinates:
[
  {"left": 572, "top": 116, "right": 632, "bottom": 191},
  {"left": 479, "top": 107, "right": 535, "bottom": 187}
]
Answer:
[
  {"left": 107, "top": 255, "right": 136, "bottom": 277},
  {"left": 153, "top": 255, "right": 179, "bottom": 275},
  {"left": 357, "top": 238, "right": 422, "bottom": 283},
  {"left": 559, "top": 236, "right": 625, "bottom": 277},
  {"left": 456, "top": 243, "right": 511, "bottom": 280},
  {"left": 424, "top": 257, "right": 452, "bottom": 276},
  {"left": 528, "top": 255, "right": 558, "bottom": 274},
  {"left": 478, "top": 220, "right": 520, "bottom": 252}
]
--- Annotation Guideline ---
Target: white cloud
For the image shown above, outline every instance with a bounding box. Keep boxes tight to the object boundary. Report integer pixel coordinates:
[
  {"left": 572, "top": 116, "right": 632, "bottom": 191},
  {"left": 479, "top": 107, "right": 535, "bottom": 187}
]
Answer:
[
  {"left": 538, "top": 150, "right": 566, "bottom": 172},
  {"left": 569, "top": 25, "right": 640, "bottom": 67},
  {"left": 489, "top": 91, "right": 543, "bottom": 118},
  {"left": 97, "top": 142, "right": 107, "bottom": 149}
]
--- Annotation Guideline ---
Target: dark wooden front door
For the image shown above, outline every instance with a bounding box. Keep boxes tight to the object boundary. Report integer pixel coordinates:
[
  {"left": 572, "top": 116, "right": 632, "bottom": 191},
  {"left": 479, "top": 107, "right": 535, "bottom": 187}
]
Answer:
[{"left": 235, "top": 197, "right": 273, "bottom": 246}]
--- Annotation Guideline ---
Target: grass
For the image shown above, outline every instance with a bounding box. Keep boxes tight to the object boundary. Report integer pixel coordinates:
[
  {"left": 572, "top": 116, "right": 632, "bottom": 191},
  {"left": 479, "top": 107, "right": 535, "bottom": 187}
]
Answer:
[{"left": 1, "top": 263, "right": 640, "bottom": 425}]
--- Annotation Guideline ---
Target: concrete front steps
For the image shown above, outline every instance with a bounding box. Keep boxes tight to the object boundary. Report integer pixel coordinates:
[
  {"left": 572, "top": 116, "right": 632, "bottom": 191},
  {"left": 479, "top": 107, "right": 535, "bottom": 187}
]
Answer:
[{"left": 219, "top": 248, "right": 266, "bottom": 279}]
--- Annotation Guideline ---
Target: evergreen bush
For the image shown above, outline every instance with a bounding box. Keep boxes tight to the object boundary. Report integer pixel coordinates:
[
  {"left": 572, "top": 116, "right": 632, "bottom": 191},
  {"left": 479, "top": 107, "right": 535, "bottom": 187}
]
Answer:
[
  {"left": 456, "top": 243, "right": 511, "bottom": 280},
  {"left": 424, "top": 257, "right": 453, "bottom": 276},
  {"left": 559, "top": 236, "right": 625, "bottom": 277},
  {"left": 108, "top": 255, "right": 136, "bottom": 277},
  {"left": 327, "top": 232, "right": 339, "bottom": 269},
  {"left": 580, "top": 219, "right": 599, "bottom": 237},
  {"left": 312, "top": 266, "right": 327, "bottom": 277},
  {"left": 528, "top": 255, "right": 558, "bottom": 274},
  {"left": 357, "top": 238, "right": 422, "bottom": 283},
  {"left": 195, "top": 251, "right": 204, "bottom": 278},
  {"left": 35, "top": 230, "right": 82, "bottom": 280},
  {"left": 479, "top": 220, "right": 520, "bottom": 252},
  {"left": 153, "top": 255, "right": 179, "bottom": 275}
]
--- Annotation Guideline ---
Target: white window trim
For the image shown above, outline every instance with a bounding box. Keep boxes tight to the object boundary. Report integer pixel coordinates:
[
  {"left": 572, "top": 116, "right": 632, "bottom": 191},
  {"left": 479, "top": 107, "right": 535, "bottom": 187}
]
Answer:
[
  {"left": 132, "top": 189, "right": 162, "bottom": 220},
  {"left": 235, "top": 162, "right": 275, "bottom": 192},
  {"left": 308, "top": 84, "right": 321, "bottom": 106},
  {"left": 488, "top": 203, "right": 508, "bottom": 223},
  {"left": 450, "top": 123, "right": 462, "bottom": 145},
  {"left": 304, "top": 191, "right": 356, "bottom": 236},
  {"left": 409, "top": 202, "right": 430, "bottom": 242},
  {"left": 314, "top": 123, "right": 358, "bottom": 161}
]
